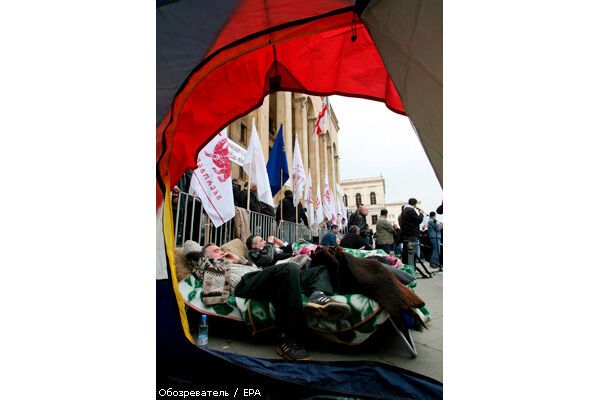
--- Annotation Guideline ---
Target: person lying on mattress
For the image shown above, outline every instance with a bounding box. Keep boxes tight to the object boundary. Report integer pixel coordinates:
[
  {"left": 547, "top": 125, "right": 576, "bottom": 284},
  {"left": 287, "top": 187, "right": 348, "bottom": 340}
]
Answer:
[
  {"left": 199, "top": 242, "right": 351, "bottom": 361},
  {"left": 245, "top": 234, "right": 293, "bottom": 267}
]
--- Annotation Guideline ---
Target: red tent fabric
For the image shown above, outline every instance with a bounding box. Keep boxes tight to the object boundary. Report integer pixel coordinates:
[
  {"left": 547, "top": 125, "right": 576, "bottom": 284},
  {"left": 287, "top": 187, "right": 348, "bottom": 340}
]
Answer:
[{"left": 157, "top": 7, "right": 404, "bottom": 208}]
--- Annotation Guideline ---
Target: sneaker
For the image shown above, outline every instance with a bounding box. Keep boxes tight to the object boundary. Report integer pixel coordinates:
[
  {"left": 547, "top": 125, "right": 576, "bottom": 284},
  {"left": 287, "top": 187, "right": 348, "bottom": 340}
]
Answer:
[
  {"left": 304, "top": 292, "right": 351, "bottom": 321},
  {"left": 276, "top": 338, "right": 311, "bottom": 361}
]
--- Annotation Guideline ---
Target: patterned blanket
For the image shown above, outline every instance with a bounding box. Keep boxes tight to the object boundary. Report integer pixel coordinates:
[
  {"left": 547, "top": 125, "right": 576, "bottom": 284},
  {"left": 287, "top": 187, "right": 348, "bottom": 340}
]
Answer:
[{"left": 178, "top": 242, "right": 429, "bottom": 345}]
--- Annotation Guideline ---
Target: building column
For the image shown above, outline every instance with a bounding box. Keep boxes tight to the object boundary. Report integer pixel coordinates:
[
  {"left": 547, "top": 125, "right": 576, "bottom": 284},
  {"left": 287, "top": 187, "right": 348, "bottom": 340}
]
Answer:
[
  {"left": 335, "top": 153, "right": 341, "bottom": 187},
  {"left": 283, "top": 92, "right": 293, "bottom": 180},
  {"left": 299, "top": 97, "right": 309, "bottom": 174},
  {"left": 256, "top": 94, "right": 270, "bottom": 162},
  {"left": 328, "top": 134, "right": 336, "bottom": 196}
]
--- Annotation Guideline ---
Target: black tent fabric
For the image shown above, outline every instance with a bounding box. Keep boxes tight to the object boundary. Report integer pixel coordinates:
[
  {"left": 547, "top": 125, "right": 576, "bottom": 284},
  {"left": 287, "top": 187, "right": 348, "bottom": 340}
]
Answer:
[{"left": 156, "top": 0, "right": 241, "bottom": 124}]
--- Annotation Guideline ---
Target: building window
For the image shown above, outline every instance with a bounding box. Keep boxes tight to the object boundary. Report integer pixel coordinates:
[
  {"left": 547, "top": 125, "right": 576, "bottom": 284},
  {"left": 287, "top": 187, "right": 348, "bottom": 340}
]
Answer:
[
  {"left": 343, "top": 194, "right": 348, "bottom": 207},
  {"left": 355, "top": 193, "right": 362, "bottom": 207},
  {"left": 371, "top": 215, "right": 378, "bottom": 225},
  {"left": 370, "top": 192, "right": 377, "bottom": 205},
  {"left": 240, "top": 123, "right": 247, "bottom": 144},
  {"left": 269, "top": 117, "right": 276, "bottom": 136}
]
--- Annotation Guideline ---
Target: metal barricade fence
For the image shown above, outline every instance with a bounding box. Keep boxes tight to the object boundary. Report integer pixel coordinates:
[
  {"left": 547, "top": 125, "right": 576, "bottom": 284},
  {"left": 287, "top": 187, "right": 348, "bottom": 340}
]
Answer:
[
  {"left": 248, "top": 210, "right": 277, "bottom": 241},
  {"left": 318, "top": 228, "right": 328, "bottom": 242},
  {"left": 172, "top": 192, "right": 235, "bottom": 247},
  {"left": 172, "top": 191, "right": 313, "bottom": 248},
  {"left": 276, "top": 220, "right": 312, "bottom": 244}
]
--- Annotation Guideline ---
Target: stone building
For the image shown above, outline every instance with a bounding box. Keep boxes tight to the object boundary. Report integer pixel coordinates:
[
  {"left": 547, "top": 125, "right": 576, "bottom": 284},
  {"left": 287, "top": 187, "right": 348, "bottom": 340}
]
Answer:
[
  {"left": 227, "top": 92, "right": 341, "bottom": 206},
  {"left": 340, "top": 176, "right": 421, "bottom": 230}
]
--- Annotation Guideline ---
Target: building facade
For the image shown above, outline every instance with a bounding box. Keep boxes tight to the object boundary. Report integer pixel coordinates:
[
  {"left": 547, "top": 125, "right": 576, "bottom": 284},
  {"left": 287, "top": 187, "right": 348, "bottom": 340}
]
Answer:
[
  {"left": 340, "top": 176, "right": 420, "bottom": 230},
  {"left": 227, "top": 92, "right": 341, "bottom": 206}
]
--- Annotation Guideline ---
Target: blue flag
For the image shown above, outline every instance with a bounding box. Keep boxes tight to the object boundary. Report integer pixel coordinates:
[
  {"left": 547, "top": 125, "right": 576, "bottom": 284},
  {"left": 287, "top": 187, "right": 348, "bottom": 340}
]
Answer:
[{"left": 266, "top": 124, "right": 289, "bottom": 196}]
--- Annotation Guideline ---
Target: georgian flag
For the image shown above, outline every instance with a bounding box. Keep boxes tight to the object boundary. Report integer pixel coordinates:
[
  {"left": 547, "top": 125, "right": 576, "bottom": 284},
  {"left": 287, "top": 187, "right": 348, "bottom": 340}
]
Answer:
[{"left": 313, "top": 97, "right": 329, "bottom": 136}]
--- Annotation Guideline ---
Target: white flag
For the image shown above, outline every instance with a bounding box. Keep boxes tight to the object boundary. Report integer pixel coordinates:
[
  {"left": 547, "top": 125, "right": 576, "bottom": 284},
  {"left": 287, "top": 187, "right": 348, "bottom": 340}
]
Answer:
[
  {"left": 189, "top": 128, "right": 235, "bottom": 227},
  {"left": 322, "top": 170, "right": 335, "bottom": 221},
  {"left": 315, "top": 181, "right": 324, "bottom": 224},
  {"left": 242, "top": 119, "right": 275, "bottom": 207},
  {"left": 337, "top": 184, "right": 348, "bottom": 225},
  {"left": 292, "top": 137, "right": 306, "bottom": 206},
  {"left": 304, "top": 169, "right": 314, "bottom": 226}
]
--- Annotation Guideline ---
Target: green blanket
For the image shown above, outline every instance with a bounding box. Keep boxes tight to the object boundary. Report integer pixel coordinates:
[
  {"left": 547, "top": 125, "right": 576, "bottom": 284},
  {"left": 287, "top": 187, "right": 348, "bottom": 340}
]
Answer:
[
  {"left": 178, "top": 242, "right": 429, "bottom": 345},
  {"left": 179, "top": 274, "right": 389, "bottom": 345}
]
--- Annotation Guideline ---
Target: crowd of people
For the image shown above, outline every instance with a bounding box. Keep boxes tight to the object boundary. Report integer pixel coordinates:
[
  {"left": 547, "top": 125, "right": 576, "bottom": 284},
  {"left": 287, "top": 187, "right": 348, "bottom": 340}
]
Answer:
[{"left": 319, "top": 198, "right": 443, "bottom": 269}]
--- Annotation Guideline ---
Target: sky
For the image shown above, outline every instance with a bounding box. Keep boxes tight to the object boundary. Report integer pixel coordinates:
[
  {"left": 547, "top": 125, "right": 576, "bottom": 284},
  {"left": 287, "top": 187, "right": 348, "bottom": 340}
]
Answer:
[{"left": 329, "top": 95, "right": 442, "bottom": 215}]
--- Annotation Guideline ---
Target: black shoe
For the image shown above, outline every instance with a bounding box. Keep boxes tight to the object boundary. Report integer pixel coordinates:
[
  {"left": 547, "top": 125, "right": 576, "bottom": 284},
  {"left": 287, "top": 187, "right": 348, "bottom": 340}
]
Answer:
[
  {"left": 304, "top": 292, "right": 351, "bottom": 321},
  {"left": 276, "top": 338, "right": 311, "bottom": 361}
]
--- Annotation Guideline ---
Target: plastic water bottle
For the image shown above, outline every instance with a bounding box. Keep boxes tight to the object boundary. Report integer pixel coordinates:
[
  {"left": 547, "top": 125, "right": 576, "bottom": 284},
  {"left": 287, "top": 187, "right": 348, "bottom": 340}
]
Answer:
[{"left": 197, "top": 315, "right": 208, "bottom": 346}]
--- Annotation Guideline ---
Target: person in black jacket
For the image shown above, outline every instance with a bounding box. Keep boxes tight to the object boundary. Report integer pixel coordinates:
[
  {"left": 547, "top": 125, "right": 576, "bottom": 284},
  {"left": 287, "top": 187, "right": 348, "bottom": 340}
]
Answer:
[
  {"left": 276, "top": 190, "right": 309, "bottom": 226},
  {"left": 232, "top": 178, "right": 244, "bottom": 207},
  {"left": 399, "top": 198, "right": 424, "bottom": 263},
  {"left": 259, "top": 201, "right": 276, "bottom": 218},
  {"left": 339, "top": 225, "right": 372, "bottom": 250},
  {"left": 239, "top": 182, "right": 261, "bottom": 213},
  {"left": 348, "top": 205, "right": 370, "bottom": 246},
  {"left": 245, "top": 235, "right": 294, "bottom": 267}
]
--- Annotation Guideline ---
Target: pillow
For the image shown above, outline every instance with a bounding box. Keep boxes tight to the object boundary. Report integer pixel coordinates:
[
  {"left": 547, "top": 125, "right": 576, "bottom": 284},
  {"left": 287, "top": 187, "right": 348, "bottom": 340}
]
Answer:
[
  {"left": 174, "top": 247, "right": 192, "bottom": 282},
  {"left": 183, "top": 240, "right": 203, "bottom": 261},
  {"left": 220, "top": 238, "right": 250, "bottom": 264}
]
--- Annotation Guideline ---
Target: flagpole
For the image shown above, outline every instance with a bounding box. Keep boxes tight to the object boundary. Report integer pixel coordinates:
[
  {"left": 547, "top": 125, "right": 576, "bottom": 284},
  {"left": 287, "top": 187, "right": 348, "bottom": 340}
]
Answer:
[
  {"left": 294, "top": 172, "right": 298, "bottom": 225},
  {"left": 246, "top": 168, "right": 252, "bottom": 211}
]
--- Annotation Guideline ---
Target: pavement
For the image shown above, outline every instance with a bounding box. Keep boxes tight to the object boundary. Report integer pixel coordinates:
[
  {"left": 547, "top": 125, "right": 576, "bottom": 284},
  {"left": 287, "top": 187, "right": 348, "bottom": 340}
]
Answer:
[{"left": 202, "top": 265, "right": 443, "bottom": 382}]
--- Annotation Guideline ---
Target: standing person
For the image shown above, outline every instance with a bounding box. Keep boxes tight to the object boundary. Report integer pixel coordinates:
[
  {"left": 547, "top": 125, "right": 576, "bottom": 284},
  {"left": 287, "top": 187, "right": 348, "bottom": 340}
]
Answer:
[
  {"left": 427, "top": 211, "right": 443, "bottom": 268},
  {"left": 276, "top": 190, "right": 309, "bottom": 226},
  {"left": 375, "top": 209, "right": 395, "bottom": 254},
  {"left": 393, "top": 224, "right": 403, "bottom": 256},
  {"left": 320, "top": 224, "right": 339, "bottom": 247},
  {"left": 259, "top": 200, "right": 276, "bottom": 217},
  {"left": 239, "top": 182, "right": 261, "bottom": 213},
  {"left": 231, "top": 178, "right": 244, "bottom": 207},
  {"left": 201, "top": 242, "right": 350, "bottom": 361},
  {"left": 348, "top": 205, "right": 370, "bottom": 247},
  {"left": 399, "top": 198, "right": 424, "bottom": 263}
]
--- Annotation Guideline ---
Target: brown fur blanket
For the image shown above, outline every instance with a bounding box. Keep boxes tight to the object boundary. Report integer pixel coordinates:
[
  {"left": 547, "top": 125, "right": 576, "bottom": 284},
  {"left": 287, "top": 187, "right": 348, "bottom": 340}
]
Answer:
[{"left": 310, "top": 247, "right": 426, "bottom": 329}]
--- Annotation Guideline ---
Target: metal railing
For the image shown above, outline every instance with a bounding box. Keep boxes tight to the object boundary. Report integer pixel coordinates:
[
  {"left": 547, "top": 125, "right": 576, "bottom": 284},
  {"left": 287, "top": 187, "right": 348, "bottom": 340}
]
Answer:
[
  {"left": 278, "top": 220, "right": 312, "bottom": 244},
  {"left": 172, "top": 192, "right": 235, "bottom": 247},
  {"left": 172, "top": 191, "right": 312, "bottom": 247},
  {"left": 247, "top": 210, "right": 277, "bottom": 241}
]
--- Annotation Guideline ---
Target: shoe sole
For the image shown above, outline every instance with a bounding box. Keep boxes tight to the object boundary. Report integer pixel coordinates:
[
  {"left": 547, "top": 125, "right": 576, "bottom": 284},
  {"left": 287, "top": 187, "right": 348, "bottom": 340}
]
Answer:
[
  {"left": 276, "top": 346, "right": 311, "bottom": 361},
  {"left": 303, "top": 301, "right": 351, "bottom": 321}
]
